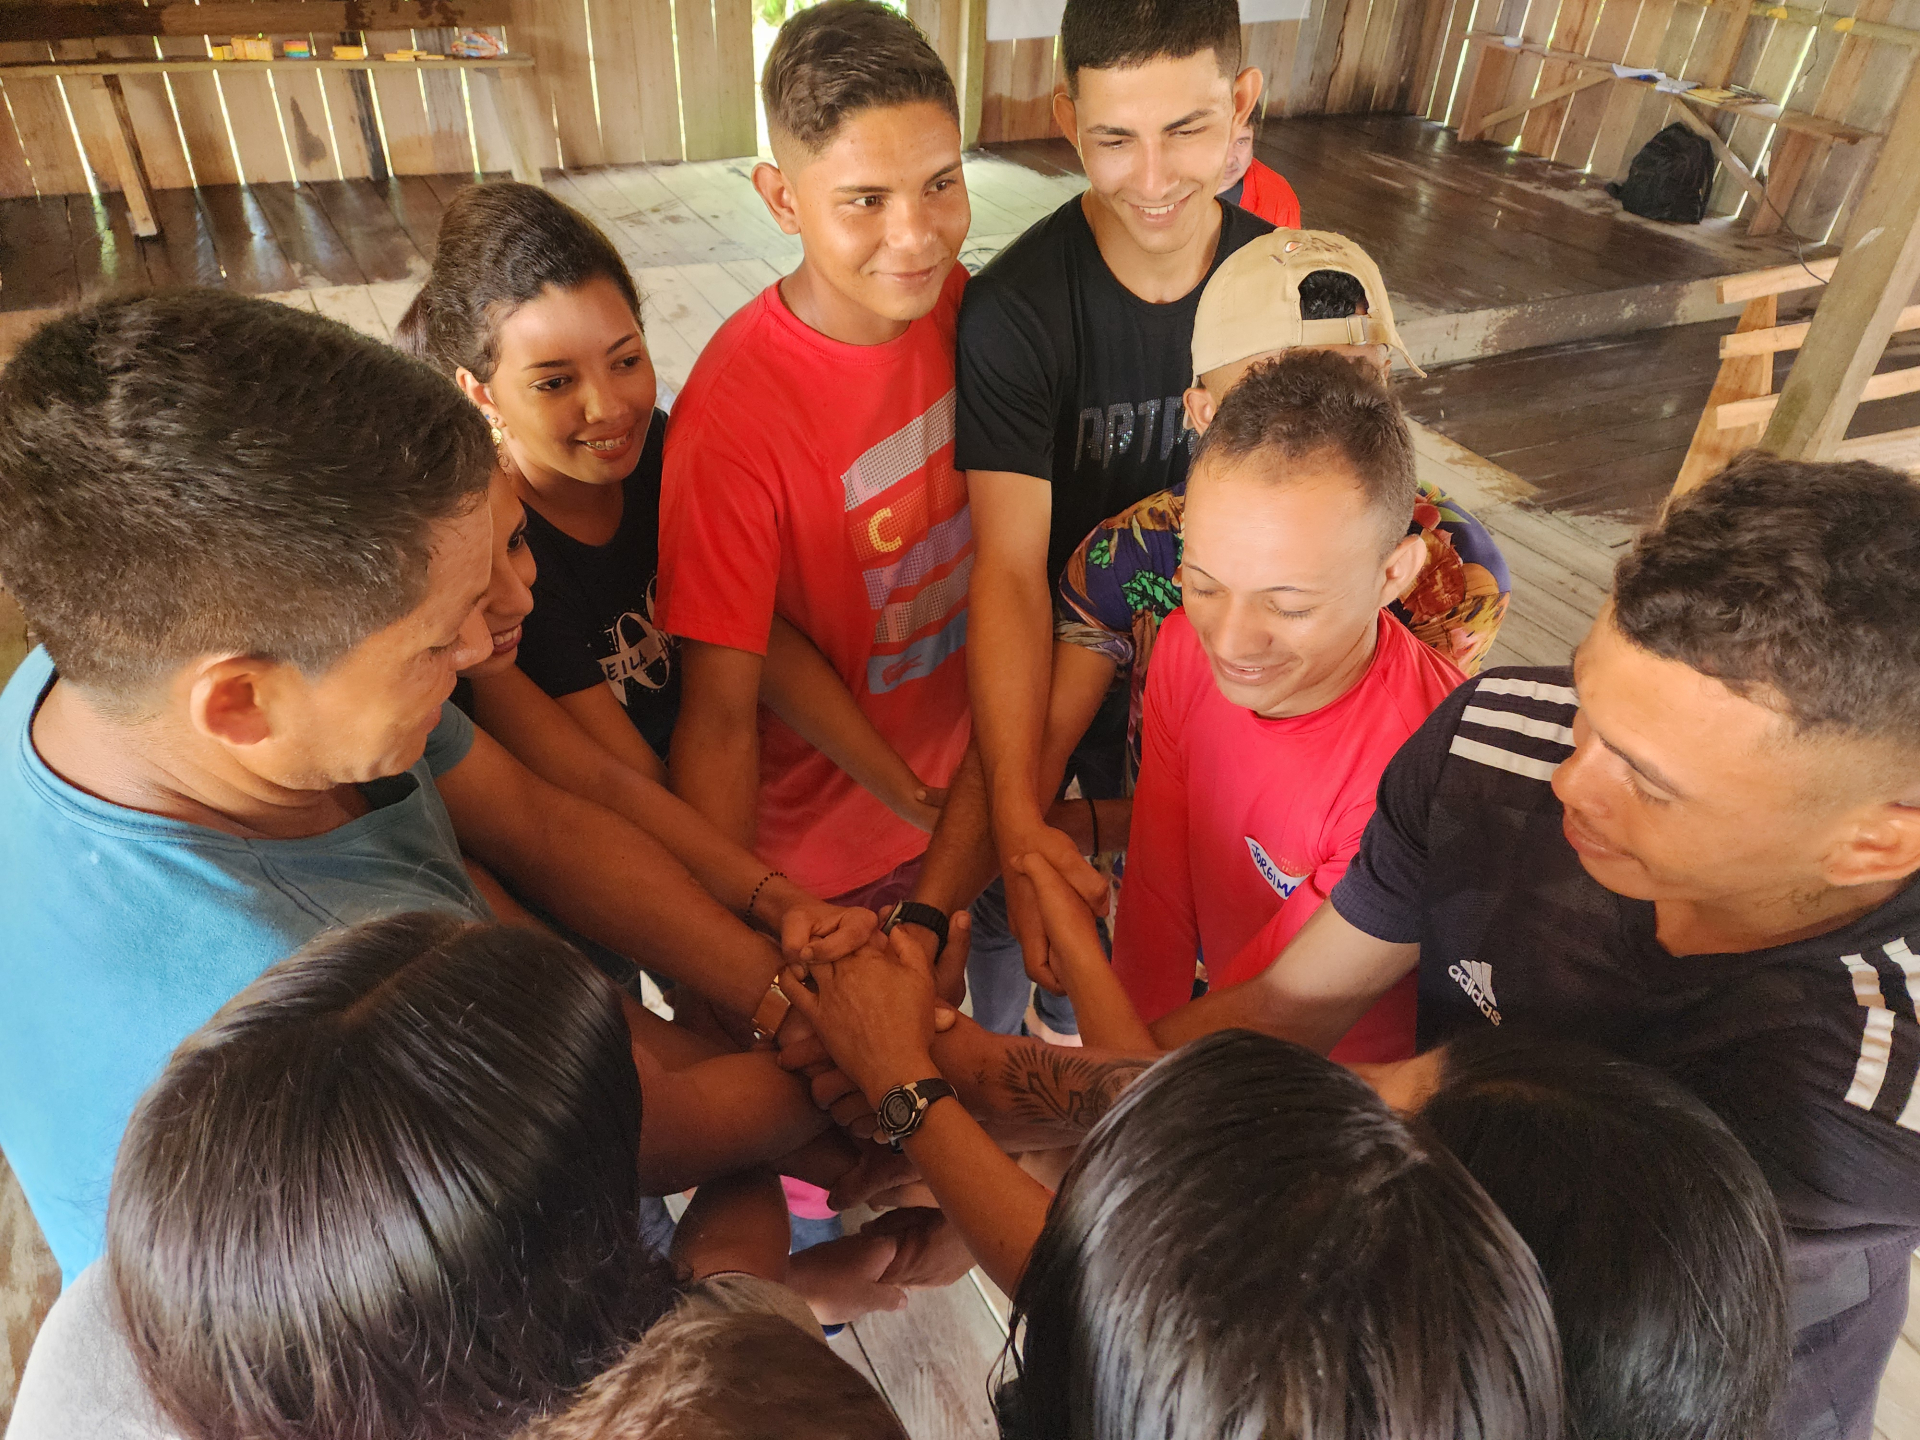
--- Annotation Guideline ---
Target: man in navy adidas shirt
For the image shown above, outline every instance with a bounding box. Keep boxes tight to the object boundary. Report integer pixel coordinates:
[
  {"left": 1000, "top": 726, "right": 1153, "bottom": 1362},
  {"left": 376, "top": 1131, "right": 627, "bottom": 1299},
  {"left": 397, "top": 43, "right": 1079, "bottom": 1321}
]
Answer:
[{"left": 1152, "top": 451, "right": 1920, "bottom": 1440}]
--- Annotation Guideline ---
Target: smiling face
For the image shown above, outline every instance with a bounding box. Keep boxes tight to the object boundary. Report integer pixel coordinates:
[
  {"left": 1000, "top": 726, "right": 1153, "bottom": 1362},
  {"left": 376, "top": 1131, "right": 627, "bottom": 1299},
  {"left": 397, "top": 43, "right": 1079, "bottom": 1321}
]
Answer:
[
  {"left": 475, "top": 275, "right": 656, "bottom": 492},
  {"left": 461, "top": 465, "right": 538, "bottom": 681},
  {"left": 757, "top": 100, "right": 969, "bottom": 345},
  {"left": 1179, "top": 446, "right": 1421, "bottom": 719},
  {"left": 1061, "top": 51, "right": 1255, "bottom": 259},
  {"left": 1550, "top": 610, "right": 1899, "bottom": 910}
]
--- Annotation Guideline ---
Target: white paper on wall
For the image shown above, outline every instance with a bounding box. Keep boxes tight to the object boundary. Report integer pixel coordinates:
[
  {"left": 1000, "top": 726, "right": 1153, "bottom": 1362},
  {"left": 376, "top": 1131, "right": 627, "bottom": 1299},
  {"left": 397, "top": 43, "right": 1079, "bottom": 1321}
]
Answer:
[
  {"left": 986, "top": 0, "right": 1065, "bottom": 42},
  {"left": 987, "top": 0, "right": 1311, "bottom": 44}
]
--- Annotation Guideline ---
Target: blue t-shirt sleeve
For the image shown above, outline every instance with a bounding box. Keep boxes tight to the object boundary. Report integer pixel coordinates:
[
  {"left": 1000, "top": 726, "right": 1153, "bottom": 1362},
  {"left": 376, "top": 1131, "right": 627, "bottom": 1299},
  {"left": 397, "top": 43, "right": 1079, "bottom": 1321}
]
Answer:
[
  {"left": 1329, "top": 681, "right": 1478, "bottom": 944},
  {"left": 423, "top": 701, "right": 475, "bottom": 776}
]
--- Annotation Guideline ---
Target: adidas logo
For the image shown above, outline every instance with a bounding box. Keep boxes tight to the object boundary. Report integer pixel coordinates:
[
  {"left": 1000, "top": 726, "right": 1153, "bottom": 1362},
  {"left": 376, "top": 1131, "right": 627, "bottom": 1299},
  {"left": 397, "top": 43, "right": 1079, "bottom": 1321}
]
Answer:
[{"left": 1448, "top": 959, "right": 1502, "bottom": 1026}]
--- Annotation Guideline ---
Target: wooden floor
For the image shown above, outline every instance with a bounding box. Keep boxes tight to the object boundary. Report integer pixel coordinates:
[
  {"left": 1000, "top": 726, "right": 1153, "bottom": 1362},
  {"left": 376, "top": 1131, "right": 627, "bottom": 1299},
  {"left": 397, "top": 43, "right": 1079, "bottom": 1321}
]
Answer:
[
  {"left": 1403, "top": 310, "right": 1920, "bottom": 526},
  {"left": 0, "top": 115, "right": 1915, "bottom": 1438}
]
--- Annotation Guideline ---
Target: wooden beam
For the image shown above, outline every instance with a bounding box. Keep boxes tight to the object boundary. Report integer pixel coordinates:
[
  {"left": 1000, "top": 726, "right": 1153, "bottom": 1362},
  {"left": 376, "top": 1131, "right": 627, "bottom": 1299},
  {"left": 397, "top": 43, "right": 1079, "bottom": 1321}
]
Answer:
[
  {"left": 1671, "top": 96, "right": 1772, "bottom": 212},
  {"left": 0, "top": 55, "right": 533, "bottom": 78},
  {"left": 1763, "top": 77, "right": 1920, "bottom": 459},
  {"left": 479, "top": 67, "right": 542, "bottom": 185},
  {"left": 1722, "top": 302, "right": 1920, "bottom": 356},
  {"left": 1722, "top": 362, "right": 1920, "bottom": 427},
  {"left": 962, "top": 0, "right": 987, "bottom": 150},
  {"left": 1460, "top": 69, "right": 1610, "bottom": 141},
  {"left": 0, "top": 3, "right": 515, "bottom": 43},
  {"left": 82, "top": 73, "right": 156, "bottom": 236},
  {"left": 1717, "top": 254, "right": 1838, "bottom": 302},
  {"left": 1674, "top": 295, "right": 1778, "bottom": 495}
]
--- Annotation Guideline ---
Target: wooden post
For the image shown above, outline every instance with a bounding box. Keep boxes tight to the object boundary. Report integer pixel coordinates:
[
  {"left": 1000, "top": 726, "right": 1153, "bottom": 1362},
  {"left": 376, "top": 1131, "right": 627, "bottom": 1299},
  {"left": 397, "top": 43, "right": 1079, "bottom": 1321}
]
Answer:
[
  {"left": 962, "top": 0, "right": 987, "bottom": 150},
  {"left": 1672, "top": 294, "right": 1779, "bottom": 495},
  {"left": 82, "top": 73, "right": 155, "bottom": 236},
  {"left": 1763, "top": 77, "right": 1920, "bottom": 460},
  {"left": 482, "top": 67, "right": 544, "bottom": 184}
]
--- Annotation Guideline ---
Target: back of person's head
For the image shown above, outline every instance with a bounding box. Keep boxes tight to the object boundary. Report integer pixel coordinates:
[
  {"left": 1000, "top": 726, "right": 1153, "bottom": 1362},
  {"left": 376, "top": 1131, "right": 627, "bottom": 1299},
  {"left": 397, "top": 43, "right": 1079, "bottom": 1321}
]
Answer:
[
  {"left": 0, "top": 289, "right": 489, "bottom": 707},
  {"left": 1420, "top": 1031, "right": 1788, "bottom": 1440},
  {"left": 1008, "top": 1030, "right": 1564, "bottom": 1440},
  {"left": 761, "top": 0, "right": 957, "bottom": 153},
  {"left": 518, "top": 1311, "right": 907, "bottom": 1440},
  {"left": 1192, "top": 348, "right": 1417, "bottom": 551},
  {"left": 1060, "top": 0, "right": 1243, "bottom": 89},
  {"left": 108, "top": 913, "right": 678, "bottom": 1440},
  {"left": 1614, "top": 451, "right": 1920, "bottom": 752},
  {"left": 397, "top": 181, "right": 642, "bottom": 383},
  {"left": 1300, "top": 268, "right": 1369, "bottom": 318}
]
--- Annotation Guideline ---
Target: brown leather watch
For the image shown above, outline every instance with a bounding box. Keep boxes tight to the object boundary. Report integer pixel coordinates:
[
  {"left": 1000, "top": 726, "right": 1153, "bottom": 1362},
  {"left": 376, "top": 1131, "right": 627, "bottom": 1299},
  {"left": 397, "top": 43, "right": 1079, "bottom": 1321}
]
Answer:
[{"left": 749, "top": 980, "right": 792, "bottom": 1042}]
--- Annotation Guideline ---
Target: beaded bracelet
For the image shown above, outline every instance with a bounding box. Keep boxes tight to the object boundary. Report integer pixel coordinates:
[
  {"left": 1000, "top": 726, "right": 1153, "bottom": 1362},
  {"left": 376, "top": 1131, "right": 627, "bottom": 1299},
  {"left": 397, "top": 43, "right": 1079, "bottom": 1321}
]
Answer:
[{"left": 746, "top": 869, "right": 787, "bottom": 921}]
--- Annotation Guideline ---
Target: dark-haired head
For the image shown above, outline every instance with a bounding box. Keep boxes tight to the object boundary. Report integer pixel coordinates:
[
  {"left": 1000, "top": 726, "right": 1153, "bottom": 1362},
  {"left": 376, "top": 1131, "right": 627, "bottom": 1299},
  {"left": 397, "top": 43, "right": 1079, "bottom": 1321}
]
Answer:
[
  {"left": 1060, "top": 0, "right": 1243, "bottom": 89},
  {"left": 1006, "top": 1030, "right": 1564, "bottom": 1440},
  {"left": 761, "top": 0, "right": 957, "bottom": 153},
  {"left": 109, "top": 913, "right": 678, "bottom": 1440},
  {"left": 1193, "top": 347, "right": 1417, "bottom": 552},
  {"left": 398, "top": 181, "right": 659, "bottom": 495},
  {"left": 1616, "top": 451, "right": 1920, "bottom": 750},
  {"left": 0, "top": 289, "right": 491, "bottom": 706},
  {"left": 1558, "top": 452, "right": 1920, "bottom": 912},
  {"left": 1421, "top": 1031, "right": 1788, "bottom": 1440}
]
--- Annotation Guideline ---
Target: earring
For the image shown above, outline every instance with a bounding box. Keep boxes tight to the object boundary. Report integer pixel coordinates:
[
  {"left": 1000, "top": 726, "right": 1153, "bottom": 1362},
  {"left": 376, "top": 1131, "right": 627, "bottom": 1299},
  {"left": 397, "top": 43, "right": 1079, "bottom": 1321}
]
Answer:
[{"left": 486, "top": 415, "right": 505, "bottom": 448}]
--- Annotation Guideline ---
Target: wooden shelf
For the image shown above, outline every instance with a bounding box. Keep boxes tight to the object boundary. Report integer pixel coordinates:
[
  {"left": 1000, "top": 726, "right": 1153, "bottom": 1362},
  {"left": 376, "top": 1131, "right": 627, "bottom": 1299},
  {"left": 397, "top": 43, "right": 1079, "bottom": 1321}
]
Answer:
[
  {"left": 0, "top": 55, "right": 533, "bottom": 79},
  {"left": 1464, "top": 34, "right": 1873, "bottom": 143}
]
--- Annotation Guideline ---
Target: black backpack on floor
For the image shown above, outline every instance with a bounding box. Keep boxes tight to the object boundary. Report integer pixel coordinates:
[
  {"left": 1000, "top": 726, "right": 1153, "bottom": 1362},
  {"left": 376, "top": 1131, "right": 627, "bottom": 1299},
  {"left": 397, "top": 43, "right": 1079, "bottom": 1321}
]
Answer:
[{"left": 1607, "top": 122, "right": 1715, "bottom": 223}]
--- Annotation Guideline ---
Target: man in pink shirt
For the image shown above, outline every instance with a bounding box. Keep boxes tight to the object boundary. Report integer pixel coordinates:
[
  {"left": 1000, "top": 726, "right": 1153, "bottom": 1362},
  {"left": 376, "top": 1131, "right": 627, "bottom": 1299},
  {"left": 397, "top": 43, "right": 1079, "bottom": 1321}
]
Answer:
[{"left": 1109, "top": 349, "right": 1461, "bottom": 1059}]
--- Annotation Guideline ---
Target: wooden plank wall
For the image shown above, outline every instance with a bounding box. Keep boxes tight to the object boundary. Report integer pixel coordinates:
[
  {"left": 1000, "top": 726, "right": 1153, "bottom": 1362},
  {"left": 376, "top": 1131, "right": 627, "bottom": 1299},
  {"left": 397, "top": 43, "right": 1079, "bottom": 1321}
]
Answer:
[
  {"left": 1432, "top": 0, "right": 1920, "bottom": 242},
  {"left": 0, "top": 0, "right": 760, "bottom": 197},
  {"left": 975, "top": 5, "right": 1438, "bottom": 144}
]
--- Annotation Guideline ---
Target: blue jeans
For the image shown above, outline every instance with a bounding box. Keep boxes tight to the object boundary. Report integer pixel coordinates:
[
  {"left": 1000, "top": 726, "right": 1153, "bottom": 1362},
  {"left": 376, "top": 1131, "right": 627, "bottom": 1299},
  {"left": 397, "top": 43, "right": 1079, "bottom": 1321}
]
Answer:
[{"left": 966, "top": 878, "right": 1079, "bottom": 1036}]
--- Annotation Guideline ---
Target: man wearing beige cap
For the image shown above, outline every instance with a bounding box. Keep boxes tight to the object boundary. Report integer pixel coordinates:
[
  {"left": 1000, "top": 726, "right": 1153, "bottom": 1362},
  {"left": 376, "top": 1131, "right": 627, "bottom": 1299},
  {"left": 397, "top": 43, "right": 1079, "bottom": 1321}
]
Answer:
[{"left": 1055, "top": 231, "right": 1511, "bottom": 797}]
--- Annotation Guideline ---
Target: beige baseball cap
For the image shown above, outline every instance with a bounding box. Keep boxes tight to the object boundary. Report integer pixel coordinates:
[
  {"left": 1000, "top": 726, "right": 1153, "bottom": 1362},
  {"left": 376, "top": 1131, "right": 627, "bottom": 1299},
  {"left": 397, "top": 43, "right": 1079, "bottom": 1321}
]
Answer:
[{"left": 1191, "top": 230, "right": 1423, "bottom": 384}]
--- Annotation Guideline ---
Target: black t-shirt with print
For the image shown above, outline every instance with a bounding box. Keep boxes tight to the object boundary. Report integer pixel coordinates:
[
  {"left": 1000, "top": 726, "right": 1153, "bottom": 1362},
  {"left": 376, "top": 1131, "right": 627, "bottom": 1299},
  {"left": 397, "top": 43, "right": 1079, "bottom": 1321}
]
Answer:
[
  {"left": 954, "top": 196, "right": 1274, "bottom": 581},
  {"left": 516, "top": 408, "right": 680, "bottom": 759},
  {"left": 1331, "top": 667, "right": 1920, "bottom": 1440}
]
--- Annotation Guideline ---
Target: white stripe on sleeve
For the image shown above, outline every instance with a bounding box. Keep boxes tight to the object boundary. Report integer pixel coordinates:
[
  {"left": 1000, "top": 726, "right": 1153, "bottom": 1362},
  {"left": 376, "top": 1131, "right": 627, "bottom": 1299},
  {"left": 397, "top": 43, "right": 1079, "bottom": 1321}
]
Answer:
[{"left": 1448, "top": 734, "right": 1559, "bottom": 782}]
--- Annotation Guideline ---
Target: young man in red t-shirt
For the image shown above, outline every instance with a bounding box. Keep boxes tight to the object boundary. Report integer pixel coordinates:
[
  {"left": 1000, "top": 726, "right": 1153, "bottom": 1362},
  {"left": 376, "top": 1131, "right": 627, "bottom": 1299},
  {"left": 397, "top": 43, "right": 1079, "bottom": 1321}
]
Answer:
[
  {"left": 659, "top": 2, "right": 973, "bottom": 947},
  {"left": 1218, "top": 118, "right": 1302, "bottom": 229},
  {"left": 1103, "top": 350, "right": 1460, "bottom": 1058}
]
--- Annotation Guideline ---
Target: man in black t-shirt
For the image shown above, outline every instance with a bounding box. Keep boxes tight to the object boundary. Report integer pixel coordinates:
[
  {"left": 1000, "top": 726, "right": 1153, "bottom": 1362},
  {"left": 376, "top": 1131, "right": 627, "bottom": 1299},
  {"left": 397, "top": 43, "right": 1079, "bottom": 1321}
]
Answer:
[
  {"left": 1152, "top": 453, "right": 1920, "bottom": 1440},
  {"left": 925, "top": 0, "right": 1267, "bottom": 986}
]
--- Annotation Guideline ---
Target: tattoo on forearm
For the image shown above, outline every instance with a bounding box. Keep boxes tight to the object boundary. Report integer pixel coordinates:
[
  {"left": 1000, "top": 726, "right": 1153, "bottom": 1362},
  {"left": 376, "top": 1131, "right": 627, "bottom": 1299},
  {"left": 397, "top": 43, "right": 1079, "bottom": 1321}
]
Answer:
[{"left": 998, "top": 1047, "right": 1151, "bottom": 1132}]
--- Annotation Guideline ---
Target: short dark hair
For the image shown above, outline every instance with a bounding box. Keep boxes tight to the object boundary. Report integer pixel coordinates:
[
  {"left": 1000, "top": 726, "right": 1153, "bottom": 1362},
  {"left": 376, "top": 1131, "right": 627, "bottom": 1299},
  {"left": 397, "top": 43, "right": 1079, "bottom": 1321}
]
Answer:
[
  {"left": 761, "top": 0, "right": 957, "bottom": 153},
  {"left": 1422, "top": 1031, "right": 1789, "bottom": 1440},
  {"left": 1299, "top": 267, "right": 1369, "bottom": 319},
  {"left": 397, "top": 181, "right": 643, "bottom": 384},
  {"left": 109, "top": 914, "right": 679, "bottom": 1440},
  {"left": 1007, "top": 1031, "right": 1565, "bottom": 1440},
  {"left": 1614, "top": 451, "right": 1920, "bottom": 750},
  {"left": 519, "top": 1312, "right": 907, "bottom": 1440},
  {"left": 1192, "top": 347, "right": 1418, "bottom": 550},
  {"left": 1061, "top": 0, "right": 1242, "bottom": 88},
  {"left": 0, "top": 290, "right": 490, "bottom": 701}
]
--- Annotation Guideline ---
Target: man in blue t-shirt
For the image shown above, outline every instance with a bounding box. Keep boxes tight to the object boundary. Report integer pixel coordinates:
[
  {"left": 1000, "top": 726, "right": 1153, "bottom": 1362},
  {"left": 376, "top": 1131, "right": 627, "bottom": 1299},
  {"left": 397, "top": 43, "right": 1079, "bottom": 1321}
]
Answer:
[{"left": 0, "top": 293, "right": 850, "bottom": 1283}]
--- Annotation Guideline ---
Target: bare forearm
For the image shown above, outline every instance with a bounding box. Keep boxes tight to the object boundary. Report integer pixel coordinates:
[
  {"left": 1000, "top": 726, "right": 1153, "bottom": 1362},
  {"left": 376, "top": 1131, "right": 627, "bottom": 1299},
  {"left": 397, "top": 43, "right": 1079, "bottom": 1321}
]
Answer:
[
  {"left": 638, "top": 1050, "right": 830, "bottom": 1194},
  {"left": 669, "top": 716, "right": 761, "bottom": 850},
  {"left": 670, "top": 1168, "right": 791, "bottom": 1282},
  {"left": 901, "top": 1102, "right": 1054, "bottom": 1296},
  {"left": 761, "top": 615, "right": 928, "bottom": 821},
  {"left": 969, "top": 568, "right": 1057, "bottom": 841},
  {"left": 473, "top": 787, "right": 779, "bottom": 1016},
  {"left": 910, "top": 744, "right": 999, "bottom": 914},
  {"left": 933, "top": 1018, "right": 1154, "bottom": 1146}
]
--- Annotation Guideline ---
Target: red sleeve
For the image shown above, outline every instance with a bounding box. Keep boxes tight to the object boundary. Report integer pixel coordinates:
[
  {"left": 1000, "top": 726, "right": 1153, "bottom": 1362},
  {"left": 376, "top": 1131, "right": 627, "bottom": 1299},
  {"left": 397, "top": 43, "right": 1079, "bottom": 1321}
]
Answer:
[
  {"left": 656, "top": 402, "right": 785, "bottom": 657},
  {"left": 1110, "top": 621, "right": 1202, "bottom": 1024},
  {"left": 1240, "top": 160, "right": 1302, "bottom": 230}
]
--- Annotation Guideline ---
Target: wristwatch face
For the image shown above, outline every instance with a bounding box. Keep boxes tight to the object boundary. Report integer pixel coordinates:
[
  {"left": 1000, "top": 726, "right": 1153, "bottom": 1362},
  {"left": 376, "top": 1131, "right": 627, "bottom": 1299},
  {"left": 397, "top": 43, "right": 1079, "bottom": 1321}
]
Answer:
[{"left": 878, "top": 1087, "right": 920, "bottom": 1137}]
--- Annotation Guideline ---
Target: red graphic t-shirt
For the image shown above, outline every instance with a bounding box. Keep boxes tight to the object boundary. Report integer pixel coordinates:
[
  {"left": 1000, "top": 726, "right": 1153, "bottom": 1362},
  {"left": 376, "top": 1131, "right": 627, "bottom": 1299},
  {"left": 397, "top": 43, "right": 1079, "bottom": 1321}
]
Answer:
[
  {"left": 1111, "top": 607, "right": 1463, "bottom": 1060},
  {"left": 658, "top": 269, "right": 972, "bottom": 897}
]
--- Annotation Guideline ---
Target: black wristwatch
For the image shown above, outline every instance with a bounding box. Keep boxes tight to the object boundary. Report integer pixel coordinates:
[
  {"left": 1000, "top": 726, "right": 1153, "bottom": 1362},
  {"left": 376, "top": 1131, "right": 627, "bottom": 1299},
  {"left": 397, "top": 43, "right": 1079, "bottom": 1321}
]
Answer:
[
  {"left": 875, "top": 1078, "right": 957, "bottom": 1151},
  {"left": 882, "top": 900, "right": 950, "bottom": 959}
]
